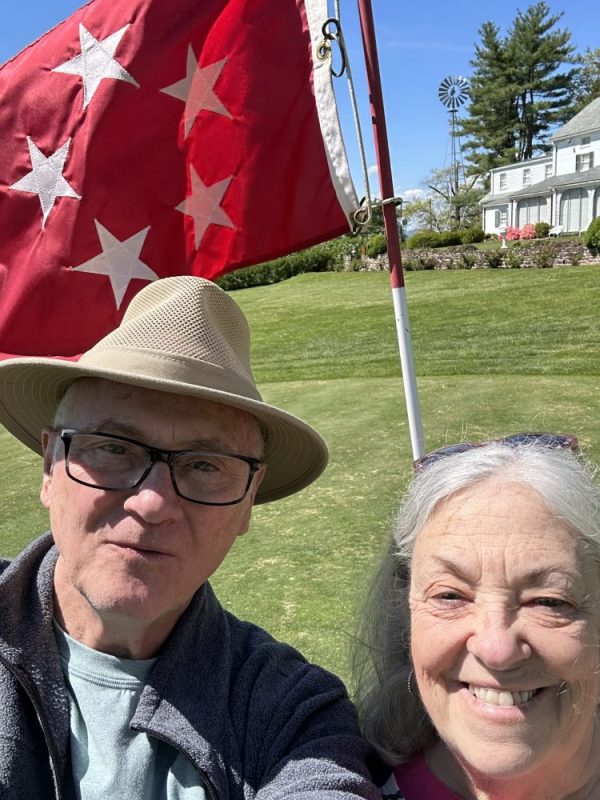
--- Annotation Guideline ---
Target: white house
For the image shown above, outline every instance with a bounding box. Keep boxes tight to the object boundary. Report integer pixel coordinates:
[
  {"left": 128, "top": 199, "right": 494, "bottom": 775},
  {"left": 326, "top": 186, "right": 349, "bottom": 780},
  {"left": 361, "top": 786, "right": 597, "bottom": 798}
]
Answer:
[{"left": 481, "top": 97, "right": 600, "bottom": 235}]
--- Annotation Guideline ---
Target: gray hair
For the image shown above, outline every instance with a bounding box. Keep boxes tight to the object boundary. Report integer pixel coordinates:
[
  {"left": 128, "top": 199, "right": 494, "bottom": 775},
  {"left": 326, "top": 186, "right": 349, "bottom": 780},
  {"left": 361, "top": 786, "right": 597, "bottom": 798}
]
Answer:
[{"left": 352, "top": 441, "right": 600, "bottom": 765}]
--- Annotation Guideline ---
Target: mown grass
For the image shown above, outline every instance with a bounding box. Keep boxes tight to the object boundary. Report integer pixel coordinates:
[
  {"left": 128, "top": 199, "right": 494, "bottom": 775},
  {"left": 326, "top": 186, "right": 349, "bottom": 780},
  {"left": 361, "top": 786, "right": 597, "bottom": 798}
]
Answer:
[
  {"left": 1, "top": 265, "right": 599, "bottom": 682},
  {"left": 234, "top": 267, "right": 600, "bottom": 380}
]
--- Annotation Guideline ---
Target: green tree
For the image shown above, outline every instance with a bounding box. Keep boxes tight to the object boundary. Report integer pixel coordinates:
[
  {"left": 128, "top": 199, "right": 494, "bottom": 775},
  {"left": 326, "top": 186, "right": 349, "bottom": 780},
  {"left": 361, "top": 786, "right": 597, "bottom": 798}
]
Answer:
[
  {"left": 459, "top": 2, "right": 575, "bottom": 172},
  {"left": 426, "top": 166, "right": 484, "bottom": 230},
  {"left": 402, "top": 167, "right": 483, "bottom": 234},
  {"left": 572, "top": 47, "right": 600, "bottom": 112},
  {"left": 402, "top": 197, "right": 444, "bottom": 232},
  {"left": 508, "top": 2, "right": 576, "bottom": 160},
  {"left": 458, "top": 22, "right": 518, "bottom": 177}
]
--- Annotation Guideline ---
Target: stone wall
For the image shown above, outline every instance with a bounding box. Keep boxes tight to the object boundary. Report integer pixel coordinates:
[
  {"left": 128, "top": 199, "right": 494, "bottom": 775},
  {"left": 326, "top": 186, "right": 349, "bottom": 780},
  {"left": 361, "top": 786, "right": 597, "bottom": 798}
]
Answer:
[{"left": 350, "top": 239, "right": 600, "bottom": 272}]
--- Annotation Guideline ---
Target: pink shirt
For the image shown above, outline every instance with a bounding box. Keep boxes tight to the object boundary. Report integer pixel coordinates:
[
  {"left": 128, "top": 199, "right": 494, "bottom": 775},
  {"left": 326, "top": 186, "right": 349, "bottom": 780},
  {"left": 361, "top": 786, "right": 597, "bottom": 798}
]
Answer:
[{"left": 380, "top": 755, "right": 463, "bottom": 800}]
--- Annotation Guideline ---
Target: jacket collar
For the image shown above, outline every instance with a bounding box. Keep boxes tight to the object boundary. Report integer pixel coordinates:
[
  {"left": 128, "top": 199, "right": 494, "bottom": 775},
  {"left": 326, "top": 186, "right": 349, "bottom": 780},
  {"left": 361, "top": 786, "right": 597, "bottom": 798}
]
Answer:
[{"left": 0, "top": 533, "right": 70, "bottom": 771}]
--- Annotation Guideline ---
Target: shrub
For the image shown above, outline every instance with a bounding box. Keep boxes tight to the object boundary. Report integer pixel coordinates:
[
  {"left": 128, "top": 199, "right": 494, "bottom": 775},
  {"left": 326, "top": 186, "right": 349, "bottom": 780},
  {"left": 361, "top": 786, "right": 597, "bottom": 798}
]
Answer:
[
  {"left": 583, "top": 216, "right": 600, "bottom": 249},
  {"left": 217, "top": 243, "right": 334, "bottom": 290},
  {"left": 535, "top": 221, "right": 551, "bottom": 238},
  {"left": 461, "top": 225, "right": 485, "bottom": 244},
  {"left": 484, "top": 250, "right": 504, "bottom": 269},
  {"left": 505, "top": 244, "right": 524, "bottom": 269},
  {"left": 406, "top": 229, "right": 471, "bottom": 250},
  {"left": 530, "top": 241, "right": 557, "bottom": 269},
  {"left": 437, "top": 231, "right": 463, "bottom": 247},
  {"left": 365, "top": 233, "right": 387, "bottom": 258},
  {"left": 506, "top": 226, "right": 521, "bottom": 240},
  {"left": 459, "top": 250, "right": 477, "bottom": 269},
  {"left": 405, "top": 230, "right": 441, "bottom": 249},
  {"left": 521, "top": 224, "right": 536, "bottom": 240}
]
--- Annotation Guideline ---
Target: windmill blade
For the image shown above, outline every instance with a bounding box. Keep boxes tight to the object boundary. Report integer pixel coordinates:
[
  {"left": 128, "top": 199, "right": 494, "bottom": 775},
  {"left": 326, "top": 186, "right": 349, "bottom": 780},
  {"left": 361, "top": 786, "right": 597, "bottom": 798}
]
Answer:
[{"left": 438, "top": 75, "right": 469, "bottom": 111}]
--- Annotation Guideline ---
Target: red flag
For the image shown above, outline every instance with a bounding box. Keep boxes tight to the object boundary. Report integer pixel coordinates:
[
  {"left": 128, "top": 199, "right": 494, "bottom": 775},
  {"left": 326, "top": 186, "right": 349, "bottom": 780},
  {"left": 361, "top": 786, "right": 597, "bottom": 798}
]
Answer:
[{"left": 0, "top": 0, "right": 358, "bottom": 357}]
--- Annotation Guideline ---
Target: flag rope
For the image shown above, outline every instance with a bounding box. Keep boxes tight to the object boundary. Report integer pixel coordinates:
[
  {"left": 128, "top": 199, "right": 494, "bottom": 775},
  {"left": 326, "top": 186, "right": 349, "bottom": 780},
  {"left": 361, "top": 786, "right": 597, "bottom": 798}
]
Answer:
[{"left": 320, "top": 5, "right": 373, "bottom": 228}]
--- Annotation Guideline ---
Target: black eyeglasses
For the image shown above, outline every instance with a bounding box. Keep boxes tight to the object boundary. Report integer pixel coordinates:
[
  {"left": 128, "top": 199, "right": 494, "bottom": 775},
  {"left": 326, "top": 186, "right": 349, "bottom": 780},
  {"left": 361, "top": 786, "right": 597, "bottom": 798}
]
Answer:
[
  {"left": 57, "top": 429, "right": 262, "bottom": 506},
  {"left": 413, "top": 432, "right": 579, "bottom": 472}
]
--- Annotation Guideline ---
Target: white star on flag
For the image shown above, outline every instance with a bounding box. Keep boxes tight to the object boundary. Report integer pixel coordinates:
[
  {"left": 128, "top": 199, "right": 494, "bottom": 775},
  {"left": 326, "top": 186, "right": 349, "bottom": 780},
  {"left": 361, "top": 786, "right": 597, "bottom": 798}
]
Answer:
[
  {"left": 176, "top": 168, "right": 236, "bottom": 249},
  {"left": 162, "top": 49, "right": 231, "bottom": 137},
  {"left": 53, "top": 23, "right": 139, "bottom": 108},
  {"left": 72, "top": 221, "right": 159, "bottom": 309},
  {"left": 9, "top": 137, "right": 81, "bottom": 227}
]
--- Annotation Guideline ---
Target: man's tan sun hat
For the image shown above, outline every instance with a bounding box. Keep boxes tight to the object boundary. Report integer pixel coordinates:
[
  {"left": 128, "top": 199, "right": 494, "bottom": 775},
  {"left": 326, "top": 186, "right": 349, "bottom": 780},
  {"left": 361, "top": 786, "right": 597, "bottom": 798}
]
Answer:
[{"left": 0, "top": 276, "right": 328, "bottom": 504}]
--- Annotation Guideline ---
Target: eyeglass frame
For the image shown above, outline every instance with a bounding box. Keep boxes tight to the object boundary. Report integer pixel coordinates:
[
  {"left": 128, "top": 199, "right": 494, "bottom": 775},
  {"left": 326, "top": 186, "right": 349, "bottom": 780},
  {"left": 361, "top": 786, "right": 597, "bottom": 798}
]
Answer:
[
  {"left": 55, "top": 428, "right": 263, "bottom": 506},
  {"left": 413, "top": 432, "right": 579, "bottom": 473}
]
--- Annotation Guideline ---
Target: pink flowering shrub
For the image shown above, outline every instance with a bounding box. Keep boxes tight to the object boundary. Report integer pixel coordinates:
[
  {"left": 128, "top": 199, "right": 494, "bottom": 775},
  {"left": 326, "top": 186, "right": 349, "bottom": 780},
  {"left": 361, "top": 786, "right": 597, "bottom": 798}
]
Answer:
[
  {"left": 521, "top": 224, "right": 536, "bottom": 239},
  {"left": 506, "top": 226, "right": 521, "bottom": 240}
]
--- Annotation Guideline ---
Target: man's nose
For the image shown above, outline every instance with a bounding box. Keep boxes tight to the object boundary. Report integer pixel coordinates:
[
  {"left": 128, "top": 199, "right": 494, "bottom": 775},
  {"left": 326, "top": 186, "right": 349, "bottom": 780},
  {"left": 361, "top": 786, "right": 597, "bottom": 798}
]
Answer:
[
  {"left": 123, "top": 461, "right": 183, "bottom": 521},
  {"left": 466, "top": 606, "right": 531, "bottom": 669}
]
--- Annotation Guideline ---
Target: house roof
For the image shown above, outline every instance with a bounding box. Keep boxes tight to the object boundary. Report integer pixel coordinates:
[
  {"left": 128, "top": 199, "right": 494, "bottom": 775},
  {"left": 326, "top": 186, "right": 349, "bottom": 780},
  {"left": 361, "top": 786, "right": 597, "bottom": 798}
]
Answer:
[
  {"left": 480, "top": 166, "right": 600, "bottom": 205},
  {"left": 553, "top": 97, "right": 600, "bottom": 140}
]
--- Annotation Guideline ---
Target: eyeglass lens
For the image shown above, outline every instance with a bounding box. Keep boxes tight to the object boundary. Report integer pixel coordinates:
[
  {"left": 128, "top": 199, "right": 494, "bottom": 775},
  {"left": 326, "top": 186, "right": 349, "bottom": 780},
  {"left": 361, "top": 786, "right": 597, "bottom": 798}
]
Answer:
[{"left": 64, "top": 433, "right": 254, "bottom": 505}]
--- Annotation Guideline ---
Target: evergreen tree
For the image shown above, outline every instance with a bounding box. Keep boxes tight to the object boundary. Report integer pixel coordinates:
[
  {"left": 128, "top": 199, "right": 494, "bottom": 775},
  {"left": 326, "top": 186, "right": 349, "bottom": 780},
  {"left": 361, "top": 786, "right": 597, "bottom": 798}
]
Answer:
[
  {"left": 459, "top": 2, "right": 575, "bottom": 173},
  {"left": 458, "top": 22, "right": 517, "bottom": 176},
  {"left": 507, "top": 2, "right": 575, "bottom": 160}
]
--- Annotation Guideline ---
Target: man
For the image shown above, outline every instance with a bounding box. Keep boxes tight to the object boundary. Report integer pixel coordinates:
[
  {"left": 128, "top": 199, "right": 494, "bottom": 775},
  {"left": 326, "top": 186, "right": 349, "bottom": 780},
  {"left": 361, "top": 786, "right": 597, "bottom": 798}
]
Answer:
[{"left": 0, "top": 277, "right": 377, "bottom": 799}]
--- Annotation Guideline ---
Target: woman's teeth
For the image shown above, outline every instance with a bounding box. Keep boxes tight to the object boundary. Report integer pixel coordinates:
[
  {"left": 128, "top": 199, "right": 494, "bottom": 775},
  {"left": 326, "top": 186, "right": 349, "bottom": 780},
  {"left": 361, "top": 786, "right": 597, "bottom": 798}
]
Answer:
[{"left": 469, "top": 685, "right": 538, "bottom": 706}]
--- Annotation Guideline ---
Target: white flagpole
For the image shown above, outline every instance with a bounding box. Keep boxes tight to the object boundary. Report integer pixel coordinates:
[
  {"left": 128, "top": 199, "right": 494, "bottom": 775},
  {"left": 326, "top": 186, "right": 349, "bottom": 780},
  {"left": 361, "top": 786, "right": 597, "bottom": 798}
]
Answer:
[{"left": 356, "top": 0, "right": 425, "bottom": 460}]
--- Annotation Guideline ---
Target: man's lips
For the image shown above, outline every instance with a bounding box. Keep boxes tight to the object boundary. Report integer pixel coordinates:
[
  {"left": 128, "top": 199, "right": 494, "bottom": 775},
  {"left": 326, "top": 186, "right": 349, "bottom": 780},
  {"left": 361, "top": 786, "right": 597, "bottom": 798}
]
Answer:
[{"left": 106, "top": 541, "right": 173, "bottom": 557}]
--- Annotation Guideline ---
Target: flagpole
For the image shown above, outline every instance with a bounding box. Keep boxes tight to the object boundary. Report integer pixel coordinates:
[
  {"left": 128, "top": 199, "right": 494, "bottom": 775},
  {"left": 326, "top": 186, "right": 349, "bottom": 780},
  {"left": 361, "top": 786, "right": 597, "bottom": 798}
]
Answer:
[{"left": 355, "top": 0, "right": 426, "bottom": 460}]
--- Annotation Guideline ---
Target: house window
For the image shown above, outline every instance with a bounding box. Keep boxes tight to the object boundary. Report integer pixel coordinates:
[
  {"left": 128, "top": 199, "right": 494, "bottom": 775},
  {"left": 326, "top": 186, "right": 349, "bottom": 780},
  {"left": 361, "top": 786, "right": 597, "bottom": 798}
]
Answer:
[
  {"left": 576, "top": 152, "right": 594, "bottom": 172},
  {"left": 523, "top": 168, "right": 531, "bottom": 186},
  {"left": 517, "top": 197, "right": 547, "bottom": 226},
  {"left": 559, "top": 188, "right": 589, "bottom": 232},
  {"left": 545, "top": 163, "right": 553, "bottom": 179},
  {"left": 499, "top": 173, "right": 507, "bottom": 190},
  {"left": 494, "top": 209, "right": 508, "bottom": 227},
  {"left": 581, "top": 136, "right": 591, "bottom": 145}
]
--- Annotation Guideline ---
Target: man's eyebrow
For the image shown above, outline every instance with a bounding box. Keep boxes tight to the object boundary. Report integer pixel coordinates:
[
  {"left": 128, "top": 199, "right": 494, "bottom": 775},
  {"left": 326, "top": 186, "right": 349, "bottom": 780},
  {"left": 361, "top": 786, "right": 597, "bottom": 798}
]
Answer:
[{"left": 79, "top": 422, "right": 234, "bottom": 452}]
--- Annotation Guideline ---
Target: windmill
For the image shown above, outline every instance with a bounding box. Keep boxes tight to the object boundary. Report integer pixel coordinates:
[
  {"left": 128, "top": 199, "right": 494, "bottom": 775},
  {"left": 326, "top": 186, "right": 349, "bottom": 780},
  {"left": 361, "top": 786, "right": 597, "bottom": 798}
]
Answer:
[{"left": 436, "top": 75, "right": 469, "bottom": 226}]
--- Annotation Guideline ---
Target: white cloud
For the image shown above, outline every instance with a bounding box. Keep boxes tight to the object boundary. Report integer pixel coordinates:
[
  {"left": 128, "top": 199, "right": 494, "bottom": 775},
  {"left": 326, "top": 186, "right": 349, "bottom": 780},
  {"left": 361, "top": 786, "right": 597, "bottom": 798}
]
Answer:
[{"left": 399, "top": 187, "right": 427, "bottom": 203}]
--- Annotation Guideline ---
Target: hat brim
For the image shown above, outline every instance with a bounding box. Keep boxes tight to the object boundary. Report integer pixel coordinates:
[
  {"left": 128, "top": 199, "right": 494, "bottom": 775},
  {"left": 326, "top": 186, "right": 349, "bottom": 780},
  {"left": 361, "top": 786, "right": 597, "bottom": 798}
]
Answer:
[{"left": 0, "top": 358, "right": 328, "bottom": 504}]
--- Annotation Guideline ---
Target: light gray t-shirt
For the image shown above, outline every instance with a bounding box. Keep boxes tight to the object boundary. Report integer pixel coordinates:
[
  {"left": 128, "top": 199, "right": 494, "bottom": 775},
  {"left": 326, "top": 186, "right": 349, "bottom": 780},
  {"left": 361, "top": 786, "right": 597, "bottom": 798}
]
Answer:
[{"left": 55, "top": 623, "right": 207, "bottom": 800}]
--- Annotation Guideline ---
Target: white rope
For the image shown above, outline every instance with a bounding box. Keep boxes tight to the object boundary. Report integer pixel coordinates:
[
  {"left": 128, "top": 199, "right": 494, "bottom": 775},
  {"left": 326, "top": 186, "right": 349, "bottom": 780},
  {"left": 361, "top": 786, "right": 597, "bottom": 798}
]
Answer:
[{"left": 329, "top": 2, "right": 373, "bottom": 228}]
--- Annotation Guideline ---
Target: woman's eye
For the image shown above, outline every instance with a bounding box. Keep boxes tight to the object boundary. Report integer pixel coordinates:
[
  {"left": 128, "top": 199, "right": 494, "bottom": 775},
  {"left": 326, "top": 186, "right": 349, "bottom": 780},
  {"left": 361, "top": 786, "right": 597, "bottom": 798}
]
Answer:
[
  {"left": 432, "top": 591, "right": 465, "bottom": 602},
  {"left": 531, "top": 596, "right": 570, "bottom": 609}
]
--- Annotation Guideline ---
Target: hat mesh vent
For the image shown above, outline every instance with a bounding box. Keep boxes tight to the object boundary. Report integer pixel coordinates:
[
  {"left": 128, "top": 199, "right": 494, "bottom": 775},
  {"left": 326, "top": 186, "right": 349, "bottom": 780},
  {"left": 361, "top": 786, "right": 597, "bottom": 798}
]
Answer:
[{"left": 94, "top": 280, "right": 254, "bottom": 382}]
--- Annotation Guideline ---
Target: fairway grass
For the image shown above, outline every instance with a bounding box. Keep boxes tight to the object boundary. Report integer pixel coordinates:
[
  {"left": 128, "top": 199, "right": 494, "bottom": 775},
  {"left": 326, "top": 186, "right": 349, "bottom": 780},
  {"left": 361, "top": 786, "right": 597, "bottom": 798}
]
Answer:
[{"left": 1, "top": 266, "right": 599, "bottom": 682}]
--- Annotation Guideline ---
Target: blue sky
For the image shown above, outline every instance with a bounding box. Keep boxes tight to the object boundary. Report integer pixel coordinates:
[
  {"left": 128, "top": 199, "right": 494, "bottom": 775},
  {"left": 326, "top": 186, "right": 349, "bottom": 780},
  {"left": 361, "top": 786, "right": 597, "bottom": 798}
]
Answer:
[{"left": 2, "top": 1, "right": 598, "bottom": 205}]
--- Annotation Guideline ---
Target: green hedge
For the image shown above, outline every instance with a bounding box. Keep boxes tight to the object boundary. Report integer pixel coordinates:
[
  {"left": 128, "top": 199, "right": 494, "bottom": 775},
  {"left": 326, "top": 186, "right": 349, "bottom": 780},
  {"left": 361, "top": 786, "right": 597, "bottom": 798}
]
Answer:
[
  {"left": 405, "top": 227, "right": 483, "bottom": 249},
  {"left": 584, "top": 217, "right": 600, "bottom": 249},
  {"left": 217, "top": 232, "right": 392, "bottom": 291},
  {"left": 217, "top": 245, "right": 334, "bottom": 291}
]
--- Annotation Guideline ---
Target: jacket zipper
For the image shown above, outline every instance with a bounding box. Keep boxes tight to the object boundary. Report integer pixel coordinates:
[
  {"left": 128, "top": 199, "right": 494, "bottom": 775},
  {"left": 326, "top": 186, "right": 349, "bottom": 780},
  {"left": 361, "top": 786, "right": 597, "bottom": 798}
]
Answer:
[
  {"left": 134, "top": 726, "right": 219, "bottom": 800},
  {"left": 0, "top": 654, "right": 64, "bottom": 800}
]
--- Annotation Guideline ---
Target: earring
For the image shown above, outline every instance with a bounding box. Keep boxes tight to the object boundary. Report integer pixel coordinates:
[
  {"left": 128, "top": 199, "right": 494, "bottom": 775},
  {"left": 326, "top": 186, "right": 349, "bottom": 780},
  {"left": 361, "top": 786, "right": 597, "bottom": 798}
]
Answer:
[{"left": 407, "top": 668, "right": 416, "bottom": 697}]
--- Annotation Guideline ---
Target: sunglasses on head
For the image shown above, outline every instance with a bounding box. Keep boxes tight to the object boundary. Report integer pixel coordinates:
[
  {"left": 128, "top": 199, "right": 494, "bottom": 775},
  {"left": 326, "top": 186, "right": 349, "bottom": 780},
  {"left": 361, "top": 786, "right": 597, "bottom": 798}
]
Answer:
[{"left": 413, "top": 432, "right": 579, "bottom": 472}]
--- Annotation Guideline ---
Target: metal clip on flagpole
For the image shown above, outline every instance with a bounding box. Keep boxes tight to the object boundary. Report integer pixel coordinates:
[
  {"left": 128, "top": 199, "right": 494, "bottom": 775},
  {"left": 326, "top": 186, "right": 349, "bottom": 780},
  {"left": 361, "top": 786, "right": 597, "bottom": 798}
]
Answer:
[{"left": 325, "top": 1, "right": 426, "bottom": 461}]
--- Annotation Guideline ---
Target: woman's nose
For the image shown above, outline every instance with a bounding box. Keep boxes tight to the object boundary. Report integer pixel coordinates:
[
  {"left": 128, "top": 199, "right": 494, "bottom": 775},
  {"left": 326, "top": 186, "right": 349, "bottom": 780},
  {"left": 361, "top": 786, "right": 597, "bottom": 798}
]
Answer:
[{"left": 466, "top": 607, "right": 531, "bottom": 669}]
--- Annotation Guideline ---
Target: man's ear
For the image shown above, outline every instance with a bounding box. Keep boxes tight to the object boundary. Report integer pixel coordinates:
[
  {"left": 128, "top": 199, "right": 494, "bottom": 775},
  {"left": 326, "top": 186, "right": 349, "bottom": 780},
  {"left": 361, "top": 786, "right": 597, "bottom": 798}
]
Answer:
[
  {"left": 40, "top": 428, "right": 55, "bottom": 509},
  {"left": 237, "top": 465, "right": 266, "bottom": 537}
]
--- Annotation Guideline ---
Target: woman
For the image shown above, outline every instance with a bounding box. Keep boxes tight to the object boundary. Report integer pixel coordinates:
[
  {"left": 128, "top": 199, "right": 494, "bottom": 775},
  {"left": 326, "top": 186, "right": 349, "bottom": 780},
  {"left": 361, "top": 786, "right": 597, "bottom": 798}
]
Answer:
[{"left": 353, "top": 434, "right": 600, "bottom": 800}]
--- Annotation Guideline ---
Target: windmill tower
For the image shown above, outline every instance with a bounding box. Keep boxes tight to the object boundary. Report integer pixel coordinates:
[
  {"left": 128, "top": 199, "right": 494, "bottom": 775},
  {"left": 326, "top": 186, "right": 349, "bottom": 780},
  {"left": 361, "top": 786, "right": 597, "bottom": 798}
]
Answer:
[{"left": 437, "top": 75, "right": 469, "bottom": 208}]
